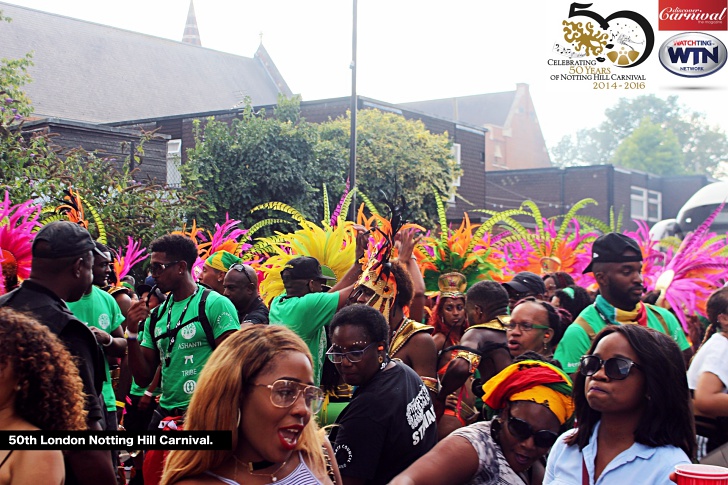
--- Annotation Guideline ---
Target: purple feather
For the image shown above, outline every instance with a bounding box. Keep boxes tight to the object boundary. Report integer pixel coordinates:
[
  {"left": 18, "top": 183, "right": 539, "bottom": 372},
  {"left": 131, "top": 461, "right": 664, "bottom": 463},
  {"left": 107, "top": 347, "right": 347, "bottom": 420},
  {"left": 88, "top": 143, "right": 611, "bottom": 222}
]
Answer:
[{"left": 678, "top": 201, "right": 726, "bottom": 256}]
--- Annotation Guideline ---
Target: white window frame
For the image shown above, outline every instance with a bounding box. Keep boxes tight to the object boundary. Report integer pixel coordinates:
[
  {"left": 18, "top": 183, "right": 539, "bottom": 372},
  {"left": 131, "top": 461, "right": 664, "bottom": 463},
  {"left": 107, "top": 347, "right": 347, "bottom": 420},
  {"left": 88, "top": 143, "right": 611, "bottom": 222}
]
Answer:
[
  {"left": 167, "top": 139, "right": 182, "bottom": 188},
  {"left": 631, "top": 186, "right": 662, "bottom": 222},
  {"left": 448, "top": 143, "right": 462, "bottom": 207}
]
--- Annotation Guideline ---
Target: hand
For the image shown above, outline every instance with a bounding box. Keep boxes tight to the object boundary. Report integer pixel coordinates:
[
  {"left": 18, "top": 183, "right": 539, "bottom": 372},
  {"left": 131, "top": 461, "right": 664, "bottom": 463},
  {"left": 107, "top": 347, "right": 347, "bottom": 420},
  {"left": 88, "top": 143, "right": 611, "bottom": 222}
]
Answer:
[
  {"left": 138, "top": 393, "right": 153, "bottom": 411},
  {"left": 353, "top": 224, "right": 368, "bottom": 259},
  {"left": 89, "top": 327, "right": 111, "bottom": 346},
  {"left": 397, "top": 227, "right": 421, "bottom": 262},
  {"left": 444, "top": 394, "right": 459, "bottom": 412},
  {"left": 126, "top": 298, "right": 151, "bottom": 334}
]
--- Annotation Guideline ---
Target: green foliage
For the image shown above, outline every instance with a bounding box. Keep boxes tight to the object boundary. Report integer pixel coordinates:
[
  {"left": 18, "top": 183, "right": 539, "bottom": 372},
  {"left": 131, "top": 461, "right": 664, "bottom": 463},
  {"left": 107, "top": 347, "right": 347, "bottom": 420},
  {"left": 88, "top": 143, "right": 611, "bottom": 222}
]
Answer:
[
  {"left": 1, "top": 24, "right": 192, "bottom": 251},
  {"left": 552, "top": 95, "right": 728, "bottom": 177},
  {"left": 181, "top": 100, "right": 348, "bottom": 229},
  {"left": 318, "top": 109, "right": 457, "bottom": 228},
  {"left": 611, "top": 118, "right": 685, "bottom": 176}
]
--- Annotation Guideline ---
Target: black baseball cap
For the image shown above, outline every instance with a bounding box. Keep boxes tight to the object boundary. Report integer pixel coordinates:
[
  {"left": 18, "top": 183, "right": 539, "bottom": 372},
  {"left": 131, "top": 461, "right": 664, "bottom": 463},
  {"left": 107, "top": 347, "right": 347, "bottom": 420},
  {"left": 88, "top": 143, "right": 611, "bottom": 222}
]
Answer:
[
  {"left": 32, "top": 221, "right": 97, "bottom": 259},
  {"left": 503, "top": 271, "right": 547, "bottom": 296},
  {"left": 582, "top": 233, "right": 642, "bottom": 274},
  {"left": 281, "top": 256, "right": 336, "bottom": 281}
]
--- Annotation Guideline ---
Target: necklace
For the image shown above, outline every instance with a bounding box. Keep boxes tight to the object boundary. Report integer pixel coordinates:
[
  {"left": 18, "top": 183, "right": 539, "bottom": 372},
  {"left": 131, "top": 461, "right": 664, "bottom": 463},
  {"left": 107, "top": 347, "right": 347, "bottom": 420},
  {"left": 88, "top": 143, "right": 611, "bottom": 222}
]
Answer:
[{"left": 233, "top": 455, "right": 288, "bottom": 482}]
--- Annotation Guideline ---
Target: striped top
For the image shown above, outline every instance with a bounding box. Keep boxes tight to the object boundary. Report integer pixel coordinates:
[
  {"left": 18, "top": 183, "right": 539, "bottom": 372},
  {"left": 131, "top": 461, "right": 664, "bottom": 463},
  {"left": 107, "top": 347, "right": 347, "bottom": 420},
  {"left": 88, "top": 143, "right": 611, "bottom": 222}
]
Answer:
[{"left": 204, "top": 452, "right": 322, "bottom": 485}]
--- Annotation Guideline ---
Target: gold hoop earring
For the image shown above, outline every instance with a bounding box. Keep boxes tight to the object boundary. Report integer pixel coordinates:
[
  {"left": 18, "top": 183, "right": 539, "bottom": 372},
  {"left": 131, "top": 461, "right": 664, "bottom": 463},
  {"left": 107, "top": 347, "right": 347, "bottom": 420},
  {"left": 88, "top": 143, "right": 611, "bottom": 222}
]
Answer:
[{"left": 237, "top": 409, "right": 241, "bottom": 427}]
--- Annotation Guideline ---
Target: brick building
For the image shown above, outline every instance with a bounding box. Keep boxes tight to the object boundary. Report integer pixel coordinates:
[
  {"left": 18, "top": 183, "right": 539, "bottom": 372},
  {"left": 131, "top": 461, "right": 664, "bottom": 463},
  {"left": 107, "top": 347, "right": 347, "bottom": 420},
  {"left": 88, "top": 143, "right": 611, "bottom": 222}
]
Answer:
[
  {"left": 483, "top": 164, "right": 713, "bottom": 230},
  {"left": 400, "top": 83, "right": 551, "bottom": 171}
]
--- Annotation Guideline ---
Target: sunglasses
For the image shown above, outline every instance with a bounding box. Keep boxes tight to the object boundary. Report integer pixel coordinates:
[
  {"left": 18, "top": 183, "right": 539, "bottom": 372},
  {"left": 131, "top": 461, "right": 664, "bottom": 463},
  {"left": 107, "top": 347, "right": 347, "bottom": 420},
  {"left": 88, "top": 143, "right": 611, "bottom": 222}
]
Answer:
[
  {"left": 503, "top": 321, "right": 550, "bottom": 332},
  {"left": 229, "top": 263, "right": 253, "bottom": 286},
  {"left": 149, "top": 261, "right": 180, "bottom": 276},
  {"left": 579, "top": 355, "right": 641, "bottom": 380},
  {"left": 326, "top": 342, "right": 377, "bottom": 364},
  {"left": 507, "top": 415, "right": 559, "bottom": 448},
  {"left": 253, "top": 379, "right": 325, "bottom": 414}
]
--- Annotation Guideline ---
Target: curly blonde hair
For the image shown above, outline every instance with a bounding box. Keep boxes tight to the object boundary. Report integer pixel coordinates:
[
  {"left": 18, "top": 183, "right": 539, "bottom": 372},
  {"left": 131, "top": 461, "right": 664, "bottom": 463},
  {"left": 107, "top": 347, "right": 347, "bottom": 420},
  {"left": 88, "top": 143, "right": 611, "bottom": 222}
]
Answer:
[
  {"left": 162, "top": 325, "right": 326, "bottom": 485},
  {"left": 0, "top": 308, "right": 87, "bottom": 430}
]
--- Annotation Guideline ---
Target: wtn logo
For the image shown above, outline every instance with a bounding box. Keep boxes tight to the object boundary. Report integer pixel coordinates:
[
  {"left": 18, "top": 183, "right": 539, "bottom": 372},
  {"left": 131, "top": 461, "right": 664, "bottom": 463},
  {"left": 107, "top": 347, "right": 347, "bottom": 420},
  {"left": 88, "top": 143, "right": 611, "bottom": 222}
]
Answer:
[
  {"left": 659, "top": 32, "right": 727, "bottom": 77},
  {"left": 668, "top": 44, "right": 720, "bottom": 63}
]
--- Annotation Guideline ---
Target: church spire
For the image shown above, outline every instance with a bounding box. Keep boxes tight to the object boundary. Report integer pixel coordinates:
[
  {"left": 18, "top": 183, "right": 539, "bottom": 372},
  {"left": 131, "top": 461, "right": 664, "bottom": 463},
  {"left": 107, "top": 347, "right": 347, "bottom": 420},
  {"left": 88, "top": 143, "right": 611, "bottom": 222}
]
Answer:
[{"left": 182, "top": 0, "right": 202, "bottom": 46}]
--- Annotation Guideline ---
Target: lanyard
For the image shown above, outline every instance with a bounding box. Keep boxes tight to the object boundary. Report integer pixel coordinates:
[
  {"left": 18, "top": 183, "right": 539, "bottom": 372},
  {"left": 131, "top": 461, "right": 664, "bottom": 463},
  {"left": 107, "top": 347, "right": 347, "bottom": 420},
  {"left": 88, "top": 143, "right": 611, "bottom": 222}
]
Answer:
[{"left": 164, "top": 287, "right": 198, "bottom": 367}]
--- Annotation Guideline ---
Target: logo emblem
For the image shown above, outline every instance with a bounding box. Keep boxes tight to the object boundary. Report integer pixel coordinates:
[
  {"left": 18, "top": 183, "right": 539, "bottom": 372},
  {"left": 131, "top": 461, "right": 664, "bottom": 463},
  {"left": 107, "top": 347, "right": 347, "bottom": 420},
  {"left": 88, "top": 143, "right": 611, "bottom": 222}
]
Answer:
[
  {"left": 98, "top": 314, "right": 110, "bottom": 330},
  {"left": 659, "top": 32, "right": 727, "bottom": 76},
  {"left": 183, "top": 379, "right": 196, "bottom": 394},
  {"left": 180, "top": 324, "right": 196, "bottom": 340},
  {"left": 558, "top": 3, "right": 655, "bottom": 68}
]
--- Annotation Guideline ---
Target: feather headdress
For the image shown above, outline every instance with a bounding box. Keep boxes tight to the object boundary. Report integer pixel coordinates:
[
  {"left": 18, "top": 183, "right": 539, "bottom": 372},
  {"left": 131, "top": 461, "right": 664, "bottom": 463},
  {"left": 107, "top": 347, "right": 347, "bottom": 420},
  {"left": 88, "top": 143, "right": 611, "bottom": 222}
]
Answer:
[
  {"left": 0, "top": 191, "right": 42, "bottom": 294},
  {"left": 113, "top": 236, "right": 148, "bottom": 282},
  {"left": 52, "top": 188, "right": 107, "bottom": 243},
  {"left": 648, "top": 203, "right": 728, "bottom": 331},
  {"left": 251, "top": 194, "right": 359, "bottom": 305},
  {"left": 496, "top": 199, "right": 599, "bottom": 280}
]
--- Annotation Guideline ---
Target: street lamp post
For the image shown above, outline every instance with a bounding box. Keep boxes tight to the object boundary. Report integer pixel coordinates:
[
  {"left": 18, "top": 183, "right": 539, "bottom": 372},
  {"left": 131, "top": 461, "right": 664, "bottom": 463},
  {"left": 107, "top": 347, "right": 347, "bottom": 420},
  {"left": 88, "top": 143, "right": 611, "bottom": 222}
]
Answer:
[{"left": 348, "top": 0, "right": 358, "bottom": 221}]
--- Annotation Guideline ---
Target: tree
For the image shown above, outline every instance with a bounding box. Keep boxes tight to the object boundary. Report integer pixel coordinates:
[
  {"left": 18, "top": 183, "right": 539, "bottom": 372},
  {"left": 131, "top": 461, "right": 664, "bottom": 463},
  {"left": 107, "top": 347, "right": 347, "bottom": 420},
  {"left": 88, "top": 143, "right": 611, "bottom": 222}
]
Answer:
[
  {"left": 181, "top": 96, "right": 348, "bottom": 229},
  {"left": 319, "top": 109, "right": 457, "bottom": 227},
  {"left": 552, "top": 95, "right": 728, "bottom": 177},
  {"left": 2, "top": 13, "right": 192, "bottom": 251},
  {"left": 611, "top": 118, "right": 684, "bottom": 176}
]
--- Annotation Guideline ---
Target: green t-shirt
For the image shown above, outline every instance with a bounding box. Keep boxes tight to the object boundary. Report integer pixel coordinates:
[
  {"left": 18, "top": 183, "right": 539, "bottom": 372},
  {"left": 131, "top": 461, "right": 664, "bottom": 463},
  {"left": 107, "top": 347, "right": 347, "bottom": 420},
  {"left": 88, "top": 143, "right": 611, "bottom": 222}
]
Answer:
[
  {"left": 129, "top": 311, "right": 162, "bottom": 398},
  {"left": 67, "top": 286, "right": 124, "bottom": 411},
  {"left": 554, "top": 295, "right": 690, "bottom": 373},
  {"left": 269, "top": 291, "right": 339, "bottom": 386},
  {"left": 140, "top": 286, "right": 239, "bottom": 410}
]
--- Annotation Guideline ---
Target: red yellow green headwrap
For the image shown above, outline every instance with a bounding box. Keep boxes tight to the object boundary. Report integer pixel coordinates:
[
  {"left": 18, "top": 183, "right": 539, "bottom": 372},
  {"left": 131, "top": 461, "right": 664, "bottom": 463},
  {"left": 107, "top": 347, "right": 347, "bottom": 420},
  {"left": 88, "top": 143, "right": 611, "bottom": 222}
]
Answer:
[
  {"left": 205, "top": 250, "right": 242, "bottom": 272},
  {"left": 482, "top": 360, "right": 575, "bottom": 425}
]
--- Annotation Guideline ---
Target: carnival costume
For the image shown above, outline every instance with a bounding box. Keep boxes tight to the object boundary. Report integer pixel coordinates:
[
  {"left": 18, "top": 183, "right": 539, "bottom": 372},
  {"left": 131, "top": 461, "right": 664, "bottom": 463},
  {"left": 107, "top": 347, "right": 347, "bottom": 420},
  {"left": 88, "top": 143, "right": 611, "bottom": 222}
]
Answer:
[{"left": 0, "top": 191, "right": 41, "bottom": 294}]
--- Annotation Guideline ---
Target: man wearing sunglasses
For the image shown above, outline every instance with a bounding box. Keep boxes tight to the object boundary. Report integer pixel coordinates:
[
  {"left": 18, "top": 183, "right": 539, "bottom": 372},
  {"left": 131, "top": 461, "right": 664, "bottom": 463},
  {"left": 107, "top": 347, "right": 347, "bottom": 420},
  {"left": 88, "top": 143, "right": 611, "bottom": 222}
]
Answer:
[
  {"left": 554, "top": 232, "right": 692, "bottom": 374},
  {"left": 223, "top": 263, "right": 269, "bottom": 324},
  {"left": 125, "top": 234, "right": 240, "bottom": 429}
]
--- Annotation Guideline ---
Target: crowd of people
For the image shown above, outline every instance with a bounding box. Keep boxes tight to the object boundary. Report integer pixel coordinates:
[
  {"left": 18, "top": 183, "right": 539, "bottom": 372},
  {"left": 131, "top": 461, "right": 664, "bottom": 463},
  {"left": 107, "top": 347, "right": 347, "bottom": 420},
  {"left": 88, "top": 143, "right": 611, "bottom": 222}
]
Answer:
[{"left": 2, "top": 192, "right": 728, "bottom": 485}]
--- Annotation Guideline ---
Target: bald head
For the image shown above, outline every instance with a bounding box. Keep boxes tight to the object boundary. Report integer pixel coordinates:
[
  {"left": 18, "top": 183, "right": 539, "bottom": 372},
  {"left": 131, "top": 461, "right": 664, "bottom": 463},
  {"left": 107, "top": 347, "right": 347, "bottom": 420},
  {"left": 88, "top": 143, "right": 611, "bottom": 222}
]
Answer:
[{"left": 223, "top": 264, "right": 259, "bottom": 312}]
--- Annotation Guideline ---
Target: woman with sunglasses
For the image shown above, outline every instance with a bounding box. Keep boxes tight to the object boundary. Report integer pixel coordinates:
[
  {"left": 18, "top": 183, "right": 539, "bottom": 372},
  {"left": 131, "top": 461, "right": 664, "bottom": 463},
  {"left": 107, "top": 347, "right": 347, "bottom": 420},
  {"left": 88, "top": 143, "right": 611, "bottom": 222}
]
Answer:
[
  {"left": 161, "top": 325, "right": 341, "bottom": 485},
  {"left": 545, "top": 325, "right": 694, "bottom": 484},
  {"left": 391, "top": 357, "right": 574, "bottom": 485},
  {"left": 505, "top": 298, "right": 572, "bottom": 359},
  {"left": 327, "top": 304, "right": 438, "bottom": 484}
]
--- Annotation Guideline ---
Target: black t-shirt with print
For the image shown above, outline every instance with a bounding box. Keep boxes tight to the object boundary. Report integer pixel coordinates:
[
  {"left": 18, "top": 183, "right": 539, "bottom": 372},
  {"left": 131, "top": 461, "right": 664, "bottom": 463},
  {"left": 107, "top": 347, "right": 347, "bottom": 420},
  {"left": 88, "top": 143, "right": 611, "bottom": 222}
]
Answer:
[{"left": 330, "top": 362, "right": 438, "bottom": 485}]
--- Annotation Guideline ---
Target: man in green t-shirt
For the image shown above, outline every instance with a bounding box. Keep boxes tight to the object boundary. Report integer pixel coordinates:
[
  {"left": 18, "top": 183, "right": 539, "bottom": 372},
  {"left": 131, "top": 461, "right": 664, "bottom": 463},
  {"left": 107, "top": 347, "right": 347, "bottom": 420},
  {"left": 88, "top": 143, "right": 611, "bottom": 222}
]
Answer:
[
  {"left": 270, "top": 247, "right": 365, "bottom": 386},
  {"left": 554, "top": 233, "right": 693, "bottom": 374},
  {"left": 125, "top": 234, "right": 240, "bottom": 428}
]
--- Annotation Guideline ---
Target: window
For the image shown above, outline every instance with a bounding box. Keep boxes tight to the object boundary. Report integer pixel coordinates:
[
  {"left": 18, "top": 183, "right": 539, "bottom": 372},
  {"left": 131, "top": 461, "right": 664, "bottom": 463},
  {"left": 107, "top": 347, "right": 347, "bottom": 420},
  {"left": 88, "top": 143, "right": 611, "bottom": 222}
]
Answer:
[
  {"left": 448, "top": 143, "right": 461, "bottom": 207},
  {"left": 631, "top": 186, "right": 662, "bottom": 222},
  {"left": 167, "top": 139, "right": 182, "bottom": 188},
  {"left": 493, "top": 144, "right": 506, "bottom": 169}
]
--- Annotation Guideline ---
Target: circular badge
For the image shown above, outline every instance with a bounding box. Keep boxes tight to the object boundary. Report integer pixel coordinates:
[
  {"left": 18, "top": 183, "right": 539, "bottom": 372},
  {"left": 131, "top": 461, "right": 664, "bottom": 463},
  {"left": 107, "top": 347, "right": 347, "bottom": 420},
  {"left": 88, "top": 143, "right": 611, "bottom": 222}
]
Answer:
[
  {"left": 183, "top": 379, "right": 196, "bottom": 394},
  {"left": 180, "top": 324, "right": 196, "bottom": 340},
  {"left": 97, "top": 314, "right": 110, "bottom": 330}
]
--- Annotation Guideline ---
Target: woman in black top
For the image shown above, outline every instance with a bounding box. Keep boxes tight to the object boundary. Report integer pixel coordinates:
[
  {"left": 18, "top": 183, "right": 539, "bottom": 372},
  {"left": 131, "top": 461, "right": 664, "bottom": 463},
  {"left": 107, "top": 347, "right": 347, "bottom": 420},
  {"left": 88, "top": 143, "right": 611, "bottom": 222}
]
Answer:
[{"left": 327, "top": 304, "right": 438, "bottom": 485}]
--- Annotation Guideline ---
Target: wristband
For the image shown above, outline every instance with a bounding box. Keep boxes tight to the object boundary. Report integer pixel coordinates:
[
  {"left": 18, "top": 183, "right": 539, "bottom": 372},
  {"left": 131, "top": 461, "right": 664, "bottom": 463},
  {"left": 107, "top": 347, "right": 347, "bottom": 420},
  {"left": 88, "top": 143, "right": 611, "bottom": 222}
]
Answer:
[
  {"left": 126, "top": 331, "right": 138, "bottom": 340},
  {"left": 101, "top": 333, "right": 114, "bottom": 347},
  {"left": 144, "top": 390, "right": 153, "bottom": 397}
]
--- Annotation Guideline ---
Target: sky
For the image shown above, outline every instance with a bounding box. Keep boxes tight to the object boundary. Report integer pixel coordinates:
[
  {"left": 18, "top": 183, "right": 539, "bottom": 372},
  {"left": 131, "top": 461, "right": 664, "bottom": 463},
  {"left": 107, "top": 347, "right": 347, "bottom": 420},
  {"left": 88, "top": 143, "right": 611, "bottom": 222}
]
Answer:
[{"left": 3, "top": 0, "right": 728, "bottom": 156}]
